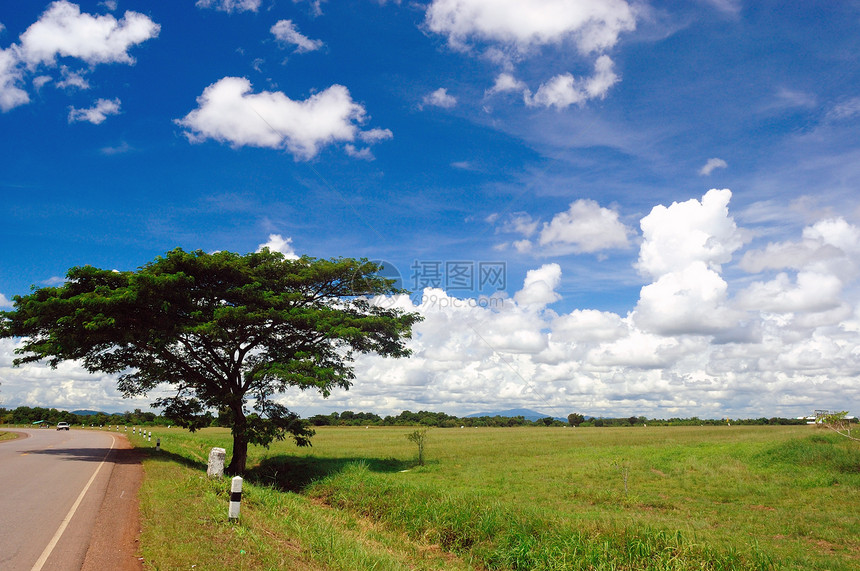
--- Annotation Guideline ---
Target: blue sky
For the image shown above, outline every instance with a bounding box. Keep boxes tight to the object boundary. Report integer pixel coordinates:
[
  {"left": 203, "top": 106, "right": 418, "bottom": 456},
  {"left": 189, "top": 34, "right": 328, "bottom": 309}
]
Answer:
[{"left": 2, "top": 0, "right": 860, "bottom": 420}]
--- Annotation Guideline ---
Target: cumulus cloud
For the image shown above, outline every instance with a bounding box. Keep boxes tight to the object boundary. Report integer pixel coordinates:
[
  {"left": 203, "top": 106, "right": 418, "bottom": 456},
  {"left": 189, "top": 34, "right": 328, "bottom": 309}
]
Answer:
[
  {"left": 7, "top": 190, "right": 860, "bottom": 421},
  {"left": 359, "top": 128, "right": 393, "bottom": 144},
  {"left": 700, "top": 157, "right": 728, "bottom": 176},
  {"left": 525, "top": 55, "right": 618, "bottom": 108},
  {"left": 0, "top": 48, "right": 28, "bottom": 111},
  {"left": 736, "top": 216, "right": 860, "bottom": 321},
  {"left": 0, "top": 2, "right": 158, "bottom": 113},
  {"left": 0, "top": 292, "right": 12, "bottom": 308},
  {"left": 55, "top": 66, "right": 89, "bottom": 90},
  {"left": 537, "top": 199, "right": 631, "bottom": 254},
  {"left": 425, "top": 0, "right": 636, "bottom": 54},
  {"left": 496, "top": 200, "right": 632, "bottom": 256},
  {"left": 17, "top": 1, "right": 160, "bottom": 67},
  {"left": 68, "top": 97, "right": 120, "bottom": 124},
  {"left": 486, "top": 72, "right": 527, "bottom": 96},
  {"left": 271, "top": 20, "right": 323, "bottom": 53},
  {"left": 196, "top": 0, "right": 261, "bottom": 13},
  {"left": 176, "top": 77, "right": 384, "bottom": 160},
  {"left": 740, "top": 217, "right": 860, "bottom": 278},
  {"left": 513, "top": 264, "right": 562, "bottom": 308},
  {"left": 636, "top": 189, "right": 745, "bottom": 278},
  {"left": 425, "top": 1, "right": 634, "bottom": 109},
  {"left": 422, "top": 87, "right": 457, "bottom": 109},
  {"left": 257, "top": 234, "right": 300, "bottom": 259},
  {"left": 631, "top": 189, "right": 746, "bottom": 335}
]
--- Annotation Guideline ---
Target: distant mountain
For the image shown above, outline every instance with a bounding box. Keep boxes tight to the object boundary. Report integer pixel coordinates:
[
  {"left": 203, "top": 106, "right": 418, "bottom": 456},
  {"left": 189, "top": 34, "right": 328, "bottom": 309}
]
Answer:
[
  {"left": 466, "top": 408, "right": 566, "bottom": 422},
  {"left": 70, "top": 409, "right": 106, "bottom": 416}
]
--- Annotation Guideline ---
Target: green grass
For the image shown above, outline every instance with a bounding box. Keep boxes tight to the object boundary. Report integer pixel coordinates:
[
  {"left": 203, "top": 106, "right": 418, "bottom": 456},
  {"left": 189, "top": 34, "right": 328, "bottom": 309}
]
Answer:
[
  {"left": 0, "top": 431, "right": 19, "bottom": 441},
  {"left": 125, "top": 425, "right": 860, "bottom": 570}
]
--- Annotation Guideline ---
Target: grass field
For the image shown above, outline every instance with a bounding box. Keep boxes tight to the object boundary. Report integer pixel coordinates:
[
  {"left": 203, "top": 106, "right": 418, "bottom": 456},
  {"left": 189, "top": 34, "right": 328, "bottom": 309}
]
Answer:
[
  {"left": 125, "top": 424, "right": 860, "bottom": 570},
  {"left": 0, "top": 431, "right": 19, "bottom": 441}
]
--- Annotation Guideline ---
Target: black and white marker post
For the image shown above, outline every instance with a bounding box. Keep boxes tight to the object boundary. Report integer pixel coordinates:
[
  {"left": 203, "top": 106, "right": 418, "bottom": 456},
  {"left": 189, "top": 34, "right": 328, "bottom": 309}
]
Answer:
[{"left": 229, "top": 476, "right": 242, "bottom": 521}]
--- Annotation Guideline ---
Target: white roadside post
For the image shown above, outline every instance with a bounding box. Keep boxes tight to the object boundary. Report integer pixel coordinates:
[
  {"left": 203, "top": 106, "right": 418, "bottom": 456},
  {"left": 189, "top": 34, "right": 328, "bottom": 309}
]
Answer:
[
  {"left": 207, "top": 448, "right": 226, "bottom": 478},
  {"left": 229, "top": 476, "right": 242, "bottom": 521}
]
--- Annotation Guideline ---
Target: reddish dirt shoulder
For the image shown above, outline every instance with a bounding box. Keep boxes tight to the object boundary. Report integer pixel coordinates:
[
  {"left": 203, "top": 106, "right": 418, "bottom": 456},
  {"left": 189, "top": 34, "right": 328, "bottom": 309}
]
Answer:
[{"left": 82, "top": 435, "right": 145, "bottom": 571}]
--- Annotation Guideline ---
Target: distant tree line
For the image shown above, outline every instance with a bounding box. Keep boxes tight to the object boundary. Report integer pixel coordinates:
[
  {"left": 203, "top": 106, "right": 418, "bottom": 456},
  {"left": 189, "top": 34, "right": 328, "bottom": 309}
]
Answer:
[
  {"left": 308, "top": 411, "right": 814, "bottom": 428},
  {"left": 306, "top": 410, "right": 561, "bottom": 427},
  {"left": 0, "top": 406, "right": 172, "bottom": 427},
  {"left": 1, "top": 406, "right": 822, "bottom": 429}
]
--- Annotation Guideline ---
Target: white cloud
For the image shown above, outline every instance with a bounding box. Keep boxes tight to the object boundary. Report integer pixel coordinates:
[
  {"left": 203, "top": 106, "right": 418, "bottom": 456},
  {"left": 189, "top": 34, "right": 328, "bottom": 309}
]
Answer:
[
  {"left": 0, "top": 2, "right": 157, "bottom": 113},
  {"left": 632, "top": 261, "right": 741, "bottom": 335},
  {"left": 7, "top": 191, "right": 860, "bottom": 420},
  {"left": 196, "top": 0, "right": 261, "bottom": 13},
  {"left": 736, "top": 271, "right": 843, "bottom": 314},
  {"left": 736, "top": 217, "right": 860, "bottom": 320},
  {"left": 271, "top": 20, "right": 324, "bottom": 53},
  {"left": 699, "top": 157, "right": 727, "bottom": 176},
  {"left": 496, "top": 200, "right": 632, "bottom": 256},
  {"left": 425, "top": 0, "right": 636, "bottom": 54},
  {"left": 538, "top": 199, "right": 632, "bottom": 254},
  {"left": 345, "top": 144, "right": 374, "bottom": 160},
  {"left": 359, "top": 128, "right": 393, "bottom": 144},
  {"left": 257, "top": 234, "right": 300, "bottom": 259},
  {"left": 56, "top": 66, "right": 89, "bottom": 90},
  {"left": 294, "top": 0, "right": 326, "bottom": 17},
  {"left": 422, "top": 87, "right": 457, "bottom": 109},
  {"left": 702, "top": 0, "right": 742, "bottom": 15},
  {"left": 631, "top": 189, "right": 747, "bottom": 336},
  {"left": 740, "top": 217, "right": 860, "bottom": 279},
  {"left": 827, "top": 97, "right": 860, "bottom": 121},
  {"left": 18, "top": 1, "right": 160, "bottom": 68},
  {"left": 501, "top": 212, "right": 539, "bottom": 237},
  {"left": 486, "top": 72, "right": 526, "bottom": 96},
  {"left": 0, "top": 47, "right": 28, "bottom": 111},
  {"left": 0, "top": 293, "right": 12, "bottom": 308},
  {"left": 551, "top": 309, "right": 626, "bottom": 343},
  {"left": 513, "top": 263, "right": 562, "bottom": 308},
  {"left": 100, "top": 141, "right": 132, "bottom": 155},
  {"left": 68, "top": 97, "right": 120, "bottom": 124},
  {"left": 176, "top": 77, "right": 381, "bottom": 160},
  {"left": 636, "top": 189, "right": 745, "bottom": 279},
  {"left": 525, "top": 55, "right": 619, "bottom": 108}
]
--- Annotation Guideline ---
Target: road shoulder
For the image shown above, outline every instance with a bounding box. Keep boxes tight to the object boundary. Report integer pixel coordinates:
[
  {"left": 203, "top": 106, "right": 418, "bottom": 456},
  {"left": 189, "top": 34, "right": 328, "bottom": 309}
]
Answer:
[{"left": 82, "top": 435, "right": 145, "bottom": 571}]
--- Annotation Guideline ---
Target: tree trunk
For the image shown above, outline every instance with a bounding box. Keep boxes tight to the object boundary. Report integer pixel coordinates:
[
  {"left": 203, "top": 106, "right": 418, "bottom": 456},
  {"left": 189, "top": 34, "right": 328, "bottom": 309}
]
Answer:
[{"left": 226, "top": 406, "right": 249, "bottom": 475}]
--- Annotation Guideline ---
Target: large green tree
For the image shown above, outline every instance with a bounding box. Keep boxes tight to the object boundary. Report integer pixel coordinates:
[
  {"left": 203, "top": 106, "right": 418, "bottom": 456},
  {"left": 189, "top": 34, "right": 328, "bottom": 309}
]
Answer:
[{"left": 0, "top": 248, "right": 420, "bottom": 474}]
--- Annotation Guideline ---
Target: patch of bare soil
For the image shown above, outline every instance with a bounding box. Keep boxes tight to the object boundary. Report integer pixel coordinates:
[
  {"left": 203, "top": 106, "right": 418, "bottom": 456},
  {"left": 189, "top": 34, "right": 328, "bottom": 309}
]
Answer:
[{"left": 82, "top": 435, "right": 145, "bottom": 571}]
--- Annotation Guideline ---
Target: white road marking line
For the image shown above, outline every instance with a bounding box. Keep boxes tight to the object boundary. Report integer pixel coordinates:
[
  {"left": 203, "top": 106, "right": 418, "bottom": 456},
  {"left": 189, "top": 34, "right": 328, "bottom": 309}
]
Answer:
[{"left": 30, "top": 435, "right": 116, "bottom": 571}]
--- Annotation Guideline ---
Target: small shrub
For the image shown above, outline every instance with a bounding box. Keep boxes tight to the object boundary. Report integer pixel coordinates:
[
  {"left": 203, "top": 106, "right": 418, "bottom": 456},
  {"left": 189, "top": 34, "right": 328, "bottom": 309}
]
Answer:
[{"left": 406, "top": 428, "right": 429, "bottom": 466}]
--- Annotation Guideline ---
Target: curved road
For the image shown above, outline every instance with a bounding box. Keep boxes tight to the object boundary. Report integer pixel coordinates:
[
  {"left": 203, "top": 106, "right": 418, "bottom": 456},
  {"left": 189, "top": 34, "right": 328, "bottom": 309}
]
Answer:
[{"left": 0, "top": 428, "right": 119, "bottom": 571}]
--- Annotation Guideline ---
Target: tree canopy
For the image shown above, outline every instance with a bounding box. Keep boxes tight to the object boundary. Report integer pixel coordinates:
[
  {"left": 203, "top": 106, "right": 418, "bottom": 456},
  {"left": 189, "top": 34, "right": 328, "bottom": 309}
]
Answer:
[{"left": 0, "top": 248, "right": 421, "bottom": 473}]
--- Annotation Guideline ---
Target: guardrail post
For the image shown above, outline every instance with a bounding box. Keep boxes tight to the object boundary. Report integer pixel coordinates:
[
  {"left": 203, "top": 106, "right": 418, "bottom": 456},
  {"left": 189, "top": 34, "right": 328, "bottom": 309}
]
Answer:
[{"left": 229, "top": 476, "right": 242, "bottom": 521}]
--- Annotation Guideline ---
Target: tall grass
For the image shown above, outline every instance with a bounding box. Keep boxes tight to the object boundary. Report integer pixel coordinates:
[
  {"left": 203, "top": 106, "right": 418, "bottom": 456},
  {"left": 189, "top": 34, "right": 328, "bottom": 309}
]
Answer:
[
  {"left": 307, "top": 462, "right": 776, "bottom": 571},
  {"left": 130, "top": 425, "right": 860, "bottom": 570}
]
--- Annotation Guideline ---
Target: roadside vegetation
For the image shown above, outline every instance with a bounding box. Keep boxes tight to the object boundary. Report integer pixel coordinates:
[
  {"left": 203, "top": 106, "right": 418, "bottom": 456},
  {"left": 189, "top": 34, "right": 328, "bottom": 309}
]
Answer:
[{"left": 126, "top": 424, "right": 859, "bottom": 570}]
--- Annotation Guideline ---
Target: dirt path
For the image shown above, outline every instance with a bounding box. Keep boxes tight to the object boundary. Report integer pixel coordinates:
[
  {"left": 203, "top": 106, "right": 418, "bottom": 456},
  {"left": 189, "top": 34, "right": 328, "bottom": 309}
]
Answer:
[{"left": 82, "top": 435, "right": 145, "bottom": 571}]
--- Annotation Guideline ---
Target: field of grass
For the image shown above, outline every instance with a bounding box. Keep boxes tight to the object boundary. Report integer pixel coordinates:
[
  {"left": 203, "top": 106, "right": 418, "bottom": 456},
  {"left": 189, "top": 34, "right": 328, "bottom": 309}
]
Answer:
[
  {"left": 0, "top": 431, "right": 19, "bottom": 441},
  {"left": 125, "top": 424, "right": 860, "bottom": 570}
]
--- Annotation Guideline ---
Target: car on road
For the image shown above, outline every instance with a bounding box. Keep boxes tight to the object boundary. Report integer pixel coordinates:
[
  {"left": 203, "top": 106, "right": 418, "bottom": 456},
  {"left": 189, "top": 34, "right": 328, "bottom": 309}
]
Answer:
[{"left": 56, "top": 422, "right": 70, "bottom": 430}]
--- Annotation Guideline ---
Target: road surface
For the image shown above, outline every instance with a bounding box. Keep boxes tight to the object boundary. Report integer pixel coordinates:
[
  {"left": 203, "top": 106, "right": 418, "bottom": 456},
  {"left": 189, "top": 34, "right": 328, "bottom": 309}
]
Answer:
[{"left": 0, "top": 428, "right": 126, "bottom": 571}]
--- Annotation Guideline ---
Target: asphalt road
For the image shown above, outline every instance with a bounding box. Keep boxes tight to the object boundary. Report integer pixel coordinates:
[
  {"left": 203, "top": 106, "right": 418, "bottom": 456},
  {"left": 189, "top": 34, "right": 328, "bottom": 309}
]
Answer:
[{"left": 0, "top": 428, "right": 118, "bottom": 571}]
